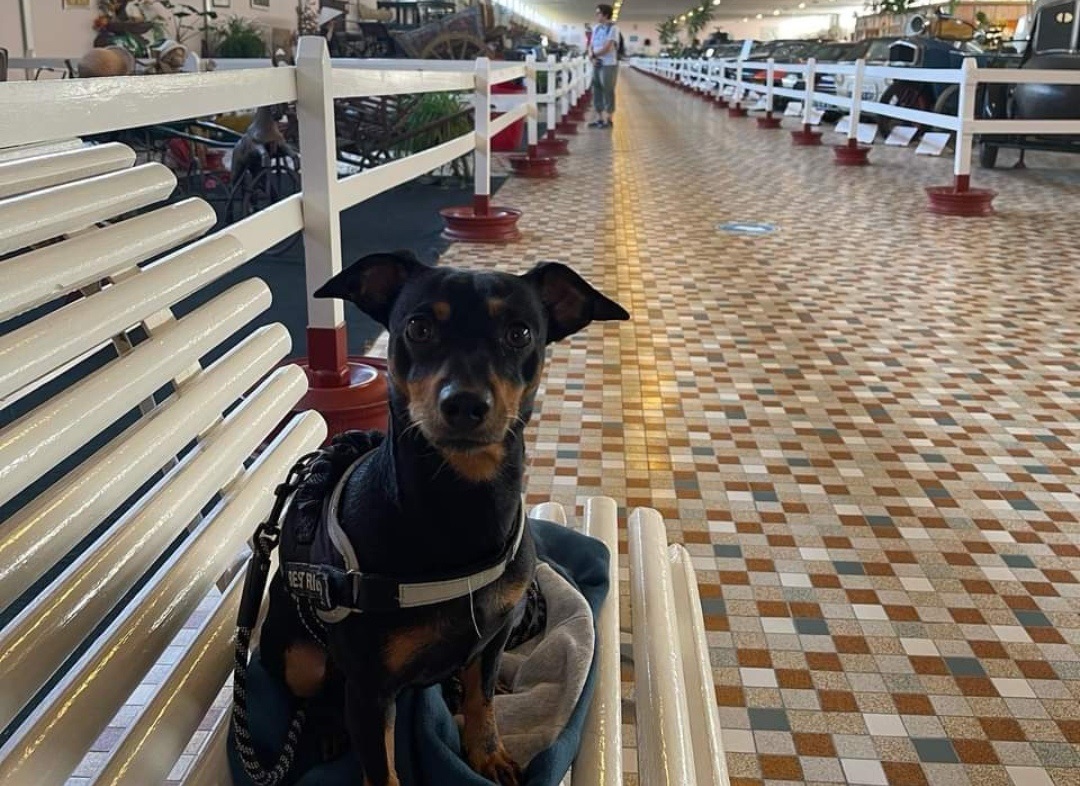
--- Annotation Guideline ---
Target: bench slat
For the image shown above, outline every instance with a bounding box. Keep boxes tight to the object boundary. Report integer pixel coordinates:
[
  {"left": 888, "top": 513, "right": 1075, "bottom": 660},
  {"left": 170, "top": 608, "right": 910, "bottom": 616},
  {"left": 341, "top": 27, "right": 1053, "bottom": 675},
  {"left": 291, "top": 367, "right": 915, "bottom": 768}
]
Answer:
[
  {"left": 0, "top": 163, "right": 176, "bottom": 256},
  {"left": 0, "top": 324, "right": 291, "bottom": 610},
  {"left": 0, "top": 198, "right": 215, "bottom": 322},
  {"left": 573, "top": 497, "right": 623, "bottom": 786},
  {"left": 670, "top": 545, "right": 730, "bottom": 786},
  {"left": 0, "top": 142, "right": 136, "bottom": 200},
  {"left": 0, "top": 233, "right": 245, "bottom": 404},
  {"left": 93, "top": 566, "right": 245, "bottom": 786},
  {"left": 0, "top": 139, "right": 85, "bottom": 164},
  {"left": 0, "top": 279, "right": 270, "bottom": 510},
  {"left": 181, "top": 703, "right": 233, "bottom": 786},
  {"left": 0, "top": 365, "right": 307, "bottom": 732},
  {"left": 628, "top": 508, "right": 696, "bottom": 786},
  {"left": 0, "top": 410, "right": 326, "bottom": 786}
]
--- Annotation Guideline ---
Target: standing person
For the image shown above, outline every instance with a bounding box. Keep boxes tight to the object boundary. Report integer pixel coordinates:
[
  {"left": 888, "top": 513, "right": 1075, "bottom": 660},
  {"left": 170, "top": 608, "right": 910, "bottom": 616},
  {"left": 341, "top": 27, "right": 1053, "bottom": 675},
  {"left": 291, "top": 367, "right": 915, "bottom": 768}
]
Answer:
[{"left": 588, "top": 5, "right": 620, "bottom": 129}]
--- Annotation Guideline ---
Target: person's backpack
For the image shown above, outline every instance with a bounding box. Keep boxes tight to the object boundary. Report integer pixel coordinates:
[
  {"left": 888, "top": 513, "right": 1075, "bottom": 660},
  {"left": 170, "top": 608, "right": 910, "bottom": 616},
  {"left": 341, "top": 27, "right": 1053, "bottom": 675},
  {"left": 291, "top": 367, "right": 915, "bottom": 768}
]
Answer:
[{"left": 617, "top": 32, "right": 626, "bottom": 59}]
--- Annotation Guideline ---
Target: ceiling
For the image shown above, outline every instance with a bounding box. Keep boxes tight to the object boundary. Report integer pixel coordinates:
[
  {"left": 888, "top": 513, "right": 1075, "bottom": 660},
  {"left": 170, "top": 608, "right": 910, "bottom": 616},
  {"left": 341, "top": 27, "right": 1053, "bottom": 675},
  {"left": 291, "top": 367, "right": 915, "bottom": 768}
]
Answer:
[{"left": 536, "top": 0, "right": 856, "bottom": 25}]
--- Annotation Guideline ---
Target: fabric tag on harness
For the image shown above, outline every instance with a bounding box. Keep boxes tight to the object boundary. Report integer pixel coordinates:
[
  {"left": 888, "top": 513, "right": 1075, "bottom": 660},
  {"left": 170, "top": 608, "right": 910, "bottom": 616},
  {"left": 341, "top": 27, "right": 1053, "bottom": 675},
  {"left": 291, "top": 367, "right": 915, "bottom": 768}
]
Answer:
[{"left": 283, "top": 562, "right": 334, "bottom": 610}]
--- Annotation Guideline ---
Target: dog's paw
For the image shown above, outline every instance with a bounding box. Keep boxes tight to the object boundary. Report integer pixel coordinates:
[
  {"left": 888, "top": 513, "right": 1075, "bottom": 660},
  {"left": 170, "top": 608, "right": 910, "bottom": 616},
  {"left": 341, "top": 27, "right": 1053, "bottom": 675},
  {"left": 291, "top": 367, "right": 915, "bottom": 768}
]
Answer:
[{"left": 471, "top": 745, "right": 522, "bottom": 786}]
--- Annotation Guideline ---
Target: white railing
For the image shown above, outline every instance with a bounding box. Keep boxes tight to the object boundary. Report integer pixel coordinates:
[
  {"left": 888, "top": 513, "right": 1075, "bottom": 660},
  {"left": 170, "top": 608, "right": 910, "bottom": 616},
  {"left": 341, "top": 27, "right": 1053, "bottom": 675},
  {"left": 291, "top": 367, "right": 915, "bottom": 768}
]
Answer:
[{"left": 635, "top": 54, "right": 1080, "bottom": 189}]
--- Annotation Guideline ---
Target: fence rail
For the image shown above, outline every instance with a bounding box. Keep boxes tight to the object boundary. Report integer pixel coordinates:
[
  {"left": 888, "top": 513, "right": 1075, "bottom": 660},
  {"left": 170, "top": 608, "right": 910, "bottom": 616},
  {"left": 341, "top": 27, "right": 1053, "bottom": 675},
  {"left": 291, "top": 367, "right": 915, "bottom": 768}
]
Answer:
[{"left": 634, "top": 54, "right": 1080, "bottom": 188}]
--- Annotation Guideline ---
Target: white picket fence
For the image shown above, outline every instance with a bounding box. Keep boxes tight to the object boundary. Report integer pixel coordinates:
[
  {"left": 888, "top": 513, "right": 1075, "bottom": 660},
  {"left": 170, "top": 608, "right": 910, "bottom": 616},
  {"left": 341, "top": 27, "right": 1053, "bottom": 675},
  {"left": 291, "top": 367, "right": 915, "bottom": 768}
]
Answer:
[{"left": 635, "top": 55, "right": 1080, "bottom": 189}]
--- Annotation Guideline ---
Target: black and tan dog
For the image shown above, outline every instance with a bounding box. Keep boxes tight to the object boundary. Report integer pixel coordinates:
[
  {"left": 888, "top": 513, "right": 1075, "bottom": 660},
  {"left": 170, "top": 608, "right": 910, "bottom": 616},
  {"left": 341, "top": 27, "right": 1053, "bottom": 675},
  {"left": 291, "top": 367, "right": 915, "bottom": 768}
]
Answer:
[{"left": 257, "top": 251, "right": 628, "bottom": 786}]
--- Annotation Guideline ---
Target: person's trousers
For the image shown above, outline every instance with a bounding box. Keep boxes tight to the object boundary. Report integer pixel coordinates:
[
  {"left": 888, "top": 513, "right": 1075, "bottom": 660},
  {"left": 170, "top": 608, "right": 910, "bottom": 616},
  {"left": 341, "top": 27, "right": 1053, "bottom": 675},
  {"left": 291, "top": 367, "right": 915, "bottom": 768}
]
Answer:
[{"left": 592, "top": 64, "right": 619, "bottom": 114}]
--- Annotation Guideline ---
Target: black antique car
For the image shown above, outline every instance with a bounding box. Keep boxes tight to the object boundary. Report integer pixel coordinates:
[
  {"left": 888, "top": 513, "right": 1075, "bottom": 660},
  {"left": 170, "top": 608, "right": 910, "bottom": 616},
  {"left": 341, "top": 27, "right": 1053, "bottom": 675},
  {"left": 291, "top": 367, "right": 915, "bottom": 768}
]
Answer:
[{"left": 978, "top": 0, "right": 1080, "bottom": 166}]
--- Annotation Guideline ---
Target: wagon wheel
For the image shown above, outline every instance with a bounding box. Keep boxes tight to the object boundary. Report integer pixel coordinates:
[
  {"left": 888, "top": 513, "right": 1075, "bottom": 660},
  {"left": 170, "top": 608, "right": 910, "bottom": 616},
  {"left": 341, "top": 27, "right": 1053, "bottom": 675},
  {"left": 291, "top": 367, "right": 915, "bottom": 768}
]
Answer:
[
  {"left": 420, "top": 32, "right": 490, "bottom": 60},
  {"left": 875, "top": 83, "right": 932, "bottom": 138}
]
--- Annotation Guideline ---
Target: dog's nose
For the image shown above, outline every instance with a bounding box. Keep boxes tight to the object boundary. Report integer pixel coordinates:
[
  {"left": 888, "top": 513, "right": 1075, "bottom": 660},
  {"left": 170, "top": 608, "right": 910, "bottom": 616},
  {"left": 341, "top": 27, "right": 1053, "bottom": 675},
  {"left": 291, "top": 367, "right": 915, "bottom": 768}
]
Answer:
[{"left": 438, "top": 386, "right": 493, "bottom": 431}]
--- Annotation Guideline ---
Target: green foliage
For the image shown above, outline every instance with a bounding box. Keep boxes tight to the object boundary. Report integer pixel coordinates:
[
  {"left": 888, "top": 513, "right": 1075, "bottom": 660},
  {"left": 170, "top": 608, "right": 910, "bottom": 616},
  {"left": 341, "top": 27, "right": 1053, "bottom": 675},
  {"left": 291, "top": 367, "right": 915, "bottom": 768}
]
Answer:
[
  {"left": 685, "top": 5, "right": 715, "bottom": 38},
  {"left": 212, "top": 16, "right": 267, "bottom": 58},
  {"left": 657, "top": 18, "right": 680, "bottom": 46},
  {"left": 397, "top": 92, "right": 472, "bottom": 155}
]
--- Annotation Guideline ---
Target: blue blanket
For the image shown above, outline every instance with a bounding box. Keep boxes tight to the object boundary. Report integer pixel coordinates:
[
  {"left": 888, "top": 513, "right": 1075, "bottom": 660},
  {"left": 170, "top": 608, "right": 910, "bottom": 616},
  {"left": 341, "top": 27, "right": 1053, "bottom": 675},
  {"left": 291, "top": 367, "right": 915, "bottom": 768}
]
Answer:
[{"left": 228, "top": 519, "right": 610, "bottom": 786}]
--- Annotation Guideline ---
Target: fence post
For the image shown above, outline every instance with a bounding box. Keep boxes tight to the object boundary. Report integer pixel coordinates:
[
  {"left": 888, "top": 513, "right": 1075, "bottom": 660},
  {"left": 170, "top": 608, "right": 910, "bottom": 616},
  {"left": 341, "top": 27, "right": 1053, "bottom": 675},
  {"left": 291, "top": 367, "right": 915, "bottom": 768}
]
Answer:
[
  {"left": 473, "top": 56, "right": 492, "bottom": 216},
  {"left": 729, "top": 58, "right": 747, "bottom": 116},
  {"left": 438, "top": 57, "right": 523, "bottom": 240},
  {"left": 834, "top": 57, "right": 870, "bottom": 164},
  {"left": 801, "top": 57, "right": 816, "bottom": 129},
  {"left": 848, "top": 58, "right": 865, "bottom": 147},
  {"left": 954, "top": 56, "right": 978, "bottom": 192},
  {"left": 526, "top": 53, "right": 539, "bottom": 154},
  {"left": 792, "top": 56, "right": 822, "bottom": 145},
  {"left": 757, "top": 58, "right": 781, "bottom": 128},
  {"left": 547, "top": 54, "right": 558, "bottom": 133},
  {"left": 295, "top": 35, "right": 346, "bottom": 387},
  {"left": 925, "top": 56, "right": 995, "bottom": 215},
  {"left": 507, "top": 54, "right": 558, "bottom": 176}
]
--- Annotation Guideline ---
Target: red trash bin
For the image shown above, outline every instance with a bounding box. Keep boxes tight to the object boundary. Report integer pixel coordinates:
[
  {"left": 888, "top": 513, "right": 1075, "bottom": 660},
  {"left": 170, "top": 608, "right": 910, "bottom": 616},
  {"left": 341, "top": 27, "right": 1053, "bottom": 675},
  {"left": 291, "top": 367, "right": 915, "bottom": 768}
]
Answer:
[{"left": 491, "top": 80, "right": 527, "bottom": 152}]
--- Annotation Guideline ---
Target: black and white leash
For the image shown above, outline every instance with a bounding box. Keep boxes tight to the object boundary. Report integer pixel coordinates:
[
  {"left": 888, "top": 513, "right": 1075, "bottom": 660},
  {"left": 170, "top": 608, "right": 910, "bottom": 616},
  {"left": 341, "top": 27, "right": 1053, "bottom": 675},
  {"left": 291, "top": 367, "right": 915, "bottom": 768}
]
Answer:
[{"left": 231, "top": 453, "right": 318, "bottom": 786}]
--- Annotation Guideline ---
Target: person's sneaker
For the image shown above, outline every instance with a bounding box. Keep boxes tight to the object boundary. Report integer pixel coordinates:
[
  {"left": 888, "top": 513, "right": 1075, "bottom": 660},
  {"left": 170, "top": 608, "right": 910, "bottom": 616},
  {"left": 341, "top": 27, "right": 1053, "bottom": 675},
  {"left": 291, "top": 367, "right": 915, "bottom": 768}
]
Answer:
[
  {"left": 587, "top": 120, "right": 605, "bottom": 128},
  {"left": 602, "top": 120, "right": 613, "bottom": 129}
]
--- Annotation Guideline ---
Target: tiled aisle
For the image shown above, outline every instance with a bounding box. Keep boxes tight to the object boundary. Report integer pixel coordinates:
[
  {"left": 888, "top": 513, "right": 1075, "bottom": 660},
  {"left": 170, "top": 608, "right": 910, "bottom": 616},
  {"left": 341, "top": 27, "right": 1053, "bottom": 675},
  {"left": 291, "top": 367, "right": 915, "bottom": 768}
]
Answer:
[{"left": 434, "top": 68, "right": 1080, "bottom": 786}]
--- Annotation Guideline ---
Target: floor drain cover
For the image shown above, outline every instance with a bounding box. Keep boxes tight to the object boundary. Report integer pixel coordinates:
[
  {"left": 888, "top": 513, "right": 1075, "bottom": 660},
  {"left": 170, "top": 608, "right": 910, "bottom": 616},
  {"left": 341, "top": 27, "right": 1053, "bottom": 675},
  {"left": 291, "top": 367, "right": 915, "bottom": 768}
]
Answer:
[{"left": 717, "top": 221, "right": 777, "bottom": 236}]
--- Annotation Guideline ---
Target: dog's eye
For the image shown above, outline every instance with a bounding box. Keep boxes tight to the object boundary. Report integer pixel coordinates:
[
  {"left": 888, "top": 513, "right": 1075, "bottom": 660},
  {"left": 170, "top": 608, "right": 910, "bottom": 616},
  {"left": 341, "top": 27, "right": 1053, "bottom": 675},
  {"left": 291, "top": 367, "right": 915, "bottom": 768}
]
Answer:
[
  {"left": 405, "top": 317, "right": 434, "bottom": 343},
  {"left": 505, "top": 323, "right": 532, "bottom": 348}
]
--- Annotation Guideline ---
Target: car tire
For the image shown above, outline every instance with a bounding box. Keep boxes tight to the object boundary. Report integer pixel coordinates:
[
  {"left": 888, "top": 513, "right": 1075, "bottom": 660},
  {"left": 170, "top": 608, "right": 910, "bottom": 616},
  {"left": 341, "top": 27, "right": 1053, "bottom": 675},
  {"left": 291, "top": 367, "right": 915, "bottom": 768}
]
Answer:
[
  {"left": 933, "top": 85, "right": 959, "bottom": 117},
  {"left": 978, "top": 140, "right": 999, "bottom": 169}
]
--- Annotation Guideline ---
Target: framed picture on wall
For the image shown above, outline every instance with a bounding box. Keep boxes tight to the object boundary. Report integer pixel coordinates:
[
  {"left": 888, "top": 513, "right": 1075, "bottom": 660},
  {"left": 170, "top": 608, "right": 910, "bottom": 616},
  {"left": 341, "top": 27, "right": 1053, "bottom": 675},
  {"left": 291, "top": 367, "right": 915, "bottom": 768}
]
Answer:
[
  {"left": 251, "top": 0, "right": 270, "bottom": 8},
  {"left": 63, "top": 0, "right": 92, "bottom": 7},
  {"left": 212, "top": 0, "right": 231, "bottom": 7}
]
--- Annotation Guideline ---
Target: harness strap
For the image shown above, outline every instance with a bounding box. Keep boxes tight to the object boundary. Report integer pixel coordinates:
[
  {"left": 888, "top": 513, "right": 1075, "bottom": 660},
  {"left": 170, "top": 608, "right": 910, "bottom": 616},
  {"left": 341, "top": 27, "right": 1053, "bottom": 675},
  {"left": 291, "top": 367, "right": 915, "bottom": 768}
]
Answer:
[{"left": 281, "top": 503, "right": 527, "bottom": 614}]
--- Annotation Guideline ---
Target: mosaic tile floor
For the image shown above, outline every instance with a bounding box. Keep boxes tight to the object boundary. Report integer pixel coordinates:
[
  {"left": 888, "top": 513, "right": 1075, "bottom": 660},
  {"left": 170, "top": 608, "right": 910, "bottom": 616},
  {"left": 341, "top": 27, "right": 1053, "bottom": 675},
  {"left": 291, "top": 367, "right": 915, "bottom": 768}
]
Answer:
[
  {"left": 84, "top": 66, "right": 1080, "bottom": 785},
  {"left": 430, "top": 68, "right": 1080, "bottom": 786}
]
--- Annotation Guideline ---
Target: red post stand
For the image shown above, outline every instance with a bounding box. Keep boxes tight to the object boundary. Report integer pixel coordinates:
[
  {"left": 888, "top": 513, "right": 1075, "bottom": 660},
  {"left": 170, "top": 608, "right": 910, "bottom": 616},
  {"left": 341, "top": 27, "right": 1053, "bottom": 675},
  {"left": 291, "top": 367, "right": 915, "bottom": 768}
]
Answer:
[
  {"left": 833, "top": 138, "right": 870, "bottom": 165},
  {"left": 791, "top": 123, "right": 822, "bottom": 145},
  {"left": 926, "top": 175, "right": 996, "bottom": 216}
]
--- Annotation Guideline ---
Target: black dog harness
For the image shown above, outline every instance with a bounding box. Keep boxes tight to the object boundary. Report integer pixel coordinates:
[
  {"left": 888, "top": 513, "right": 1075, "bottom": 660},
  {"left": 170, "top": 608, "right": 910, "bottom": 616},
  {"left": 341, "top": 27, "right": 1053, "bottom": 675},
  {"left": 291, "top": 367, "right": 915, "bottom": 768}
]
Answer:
[
  {"left": 232, "top": 438, "right": 533, "bottom": 786},
  {"left": 278, "top": 452, "right": 527, "bottom": 624}
]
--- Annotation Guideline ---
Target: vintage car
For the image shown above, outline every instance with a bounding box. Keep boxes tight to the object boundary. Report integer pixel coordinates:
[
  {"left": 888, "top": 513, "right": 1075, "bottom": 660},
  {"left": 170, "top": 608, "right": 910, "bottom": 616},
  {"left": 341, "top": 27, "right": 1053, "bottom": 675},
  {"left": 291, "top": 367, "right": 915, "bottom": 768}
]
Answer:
[
  {"left": 833, "top": 37, "right": 903, "bottom": 104},
  {"left": 882, "top": 24, "right": 993, "bottom": 115},
  {"left": 978, "top": 0, "right": 1080, "bottom": 166}
]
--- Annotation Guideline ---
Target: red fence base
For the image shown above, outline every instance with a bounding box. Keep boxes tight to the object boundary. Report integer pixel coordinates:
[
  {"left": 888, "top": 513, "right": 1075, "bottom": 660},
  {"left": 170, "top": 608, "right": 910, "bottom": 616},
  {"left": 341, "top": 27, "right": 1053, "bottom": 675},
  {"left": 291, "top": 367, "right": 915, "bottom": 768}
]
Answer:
[
  {"left": 289, "top": 353, "right": 390, "bottom": 441},
  {"left": 728, "top": 105, "right": 748, "bottom": 118},
  {"left": 508, "top": 147, "right": 558, "bottom": 178},
  {"left": 791, "top": 125, "right": 823, "bottom": 146},
  {"left": 555, "top": 119, "right": 579, "bottom": 135},
  {"left": 537, "top": 132, "right": 570, "bottom": 156},
  {"left": 757, "top": 113, "right": 782, "bottom": 129},
  {"left": 834, "top": 141, "right": 871, "bottom": 165},
  {"left": 926, "top": 175, "right": 996, "bottom": 216},
  {"left": 441, "top": 196, "right": 522, "bottom": 243}
]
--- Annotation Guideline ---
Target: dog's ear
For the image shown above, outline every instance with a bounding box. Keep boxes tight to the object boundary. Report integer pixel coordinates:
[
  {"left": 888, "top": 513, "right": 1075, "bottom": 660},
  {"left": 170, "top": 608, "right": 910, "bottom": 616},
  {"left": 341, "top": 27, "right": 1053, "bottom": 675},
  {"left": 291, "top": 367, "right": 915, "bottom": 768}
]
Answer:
[
  {"left": 521, "top": 262, "right": 629, "bottom": 343},
  {"left": 313, "top": 251, "right": 426, "bottom": 327}
]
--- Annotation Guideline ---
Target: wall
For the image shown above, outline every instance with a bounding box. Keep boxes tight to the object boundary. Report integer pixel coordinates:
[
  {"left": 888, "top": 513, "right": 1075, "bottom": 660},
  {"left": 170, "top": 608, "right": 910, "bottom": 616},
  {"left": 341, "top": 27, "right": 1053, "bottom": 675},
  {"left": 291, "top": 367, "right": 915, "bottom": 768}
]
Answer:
[
  {"left": 611, "top": 8, "right": 861, "bottom": 54},
  {"left": 0, "top": 0, "right": 297, "bottom": 61}
]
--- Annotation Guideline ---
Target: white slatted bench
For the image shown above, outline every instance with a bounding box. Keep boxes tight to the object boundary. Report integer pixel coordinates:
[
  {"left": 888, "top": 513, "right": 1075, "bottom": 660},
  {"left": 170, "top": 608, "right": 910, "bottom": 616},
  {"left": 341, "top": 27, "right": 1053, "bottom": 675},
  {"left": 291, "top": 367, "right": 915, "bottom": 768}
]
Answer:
[{"left": 0, "top": 48, "right": 727, "bottom": 786}]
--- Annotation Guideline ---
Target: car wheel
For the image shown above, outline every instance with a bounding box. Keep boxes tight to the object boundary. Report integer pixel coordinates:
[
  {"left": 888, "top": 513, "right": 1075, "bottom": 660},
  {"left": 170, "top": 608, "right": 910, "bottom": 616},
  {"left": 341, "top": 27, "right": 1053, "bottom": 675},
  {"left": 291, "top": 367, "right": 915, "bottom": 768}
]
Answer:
[
  {"left": 877, "top": 83, "right": 930, "bottom": 137},
  {"left": 933, "top": 85, "right": 959, "bottom": 117},
  {"left": 978, "top": 140, "right": 998, "bottom": 169}
]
